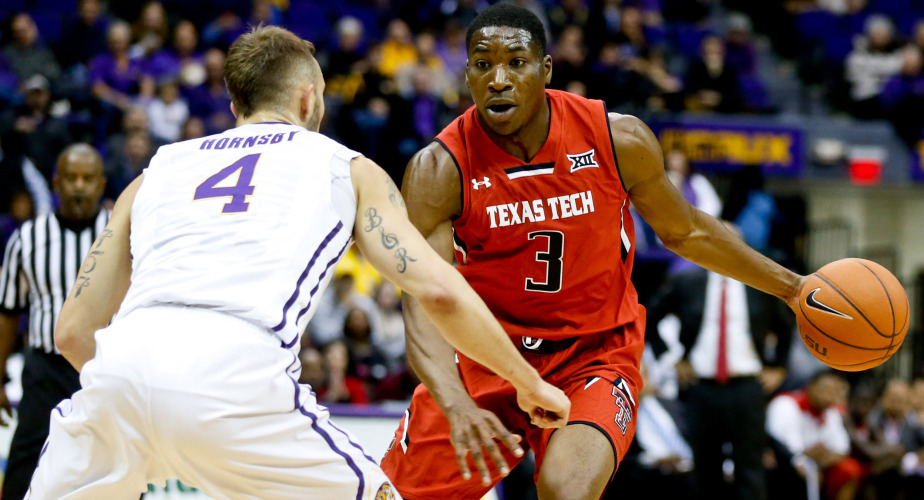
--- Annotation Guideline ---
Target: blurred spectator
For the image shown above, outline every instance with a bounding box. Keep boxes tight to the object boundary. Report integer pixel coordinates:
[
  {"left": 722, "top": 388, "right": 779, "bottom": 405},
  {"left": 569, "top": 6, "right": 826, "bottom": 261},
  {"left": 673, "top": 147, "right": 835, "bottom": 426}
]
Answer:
[
  {"left": 0, "top": 135, "right": 52, "bottom": 216},
  {"left": 724, "top": 12, "right": 758, "bottom": 77},
  {"left": 845, "top": 15, "right": 903, "bottom": 119},
  {"left": 178, "top": 116, "right": 206, "bottom": 141},
  {"left": 378, "top": 19, "right": 417, "bottom": 79},
  {"left": 3, "top": 13, "right": 61, "bottom": 85},
  {"left": 163, "top": 20, "right": 206, "bottom": 88},
  {"left": 845, "top": 383, "right": 906, "bottom": 487},
  {"left": 372, "top": 281, "right": 405, "bottom": 366},
  {"left": 864, "top": 379, "right": 924, "bottom": 499},
  {"left": 307, "top": 273, "right": 381, "bottom": 347},
  {"left": 685, "top": 35, "right": 743, "bottom": 113},
  {"left": 613, "top": 6, "right": 650, "bottom": 59},
  {"left": 90, "top": 21, "right": 154, "bottom": 112},
  {"left": 615, "top": 361, "right": 695, "bottom": 498},
  {"left": 56, "top": 0, "right": 111, "bottom": 70},
  {"left": 104, "top": 130, "right": 154, "bottom": 200},
  {"left": 551, "top": 25, "right": 590, "bottom": 90},
  {"left": 343, "top": 308, "right": 390, "bottom": 394},
  {"left": 435, "top": 19, "right": 468, "bottom": 90},
  {"left": 314, "top": 341, "right": 370, "bottom": 404},
  {"left": 767, "top": 371, "right": 862, "bottom": 500},
  {"left": 201, "top": 9, "right": 246, "bottom": 52},
  {"left": 0, "top": 191, "right": 33, "bottom": 250},
  {"left": 721, "top": 165, "right": 776, "bottom": 253},
  {"left": 146, "top": 78, "right": 189, "bottom": 143},
  {"left": 666, "top": 149, "right": 722, "bottom": 217},
  {"left": 647, "top": 261, "right": 793, "bottom": 500},
  {"left": 547, "top": 0, "right": 590, "bottom": 39},
  {"left": 130, "top": 2, "right": 170, "bottom": 66},
  {"left": 913, "top": 379, "right": 924, "bottom": 422},
  {"left": 880, "top": 46, "right": 924, "bottom": 147},
  {"left": 0, "top": 75, "right": 72, "bottom": 181},
  {"left": 184, "top": 48, "right": 234, "bottom": 134},
  {"left": 325, "top": 17, "right": 367, "bottom": 104},
  {"left": 298, "top": 346, "right": 326, "bottom": 389},
  {"left": 105, "top": 106, "right": 160, "bottom": 166},
  {"left": 589, "top": 40, "right": 641, "bottom": 107}
]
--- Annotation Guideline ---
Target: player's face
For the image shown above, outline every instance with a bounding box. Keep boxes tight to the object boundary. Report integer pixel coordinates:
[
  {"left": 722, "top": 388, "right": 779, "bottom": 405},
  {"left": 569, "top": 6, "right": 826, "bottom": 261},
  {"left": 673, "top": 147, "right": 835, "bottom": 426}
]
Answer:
[
  {"left": 54, "top": 156, "right": 105, "bottom": 221},
  {"left": 465, "top": 27, "right": 552, "bottom": 136}
]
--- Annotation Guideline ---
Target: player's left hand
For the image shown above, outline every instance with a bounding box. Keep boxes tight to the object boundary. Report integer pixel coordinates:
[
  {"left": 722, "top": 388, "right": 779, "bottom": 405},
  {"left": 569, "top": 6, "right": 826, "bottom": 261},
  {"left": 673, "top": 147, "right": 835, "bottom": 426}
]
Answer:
[{"left": 515, "top": 380, "right": 570, "bottom": 429}]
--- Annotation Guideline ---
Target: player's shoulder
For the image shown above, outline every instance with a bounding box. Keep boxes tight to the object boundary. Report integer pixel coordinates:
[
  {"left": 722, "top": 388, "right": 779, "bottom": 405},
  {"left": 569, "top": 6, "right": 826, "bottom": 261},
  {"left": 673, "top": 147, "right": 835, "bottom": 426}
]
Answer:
[{"left": 405, "top": 142, "right": 460, "bottom": 189}]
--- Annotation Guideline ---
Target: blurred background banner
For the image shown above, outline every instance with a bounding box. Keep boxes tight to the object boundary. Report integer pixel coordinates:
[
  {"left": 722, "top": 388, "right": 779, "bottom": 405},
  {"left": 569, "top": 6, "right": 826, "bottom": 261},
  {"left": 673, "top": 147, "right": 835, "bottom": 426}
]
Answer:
[{"left": 650, "top": 119, "right": 804, "bottom": 177}]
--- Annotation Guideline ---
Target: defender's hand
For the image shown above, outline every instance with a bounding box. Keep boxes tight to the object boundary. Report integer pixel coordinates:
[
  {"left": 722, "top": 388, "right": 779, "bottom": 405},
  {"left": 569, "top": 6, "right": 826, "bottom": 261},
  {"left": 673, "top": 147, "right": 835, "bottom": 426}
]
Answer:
[
  {"left": 515, "top": 381, "right": 570, "bottom": 429},
  {"left": 446, "top": 402, "right": 524, "bottom": 486}
]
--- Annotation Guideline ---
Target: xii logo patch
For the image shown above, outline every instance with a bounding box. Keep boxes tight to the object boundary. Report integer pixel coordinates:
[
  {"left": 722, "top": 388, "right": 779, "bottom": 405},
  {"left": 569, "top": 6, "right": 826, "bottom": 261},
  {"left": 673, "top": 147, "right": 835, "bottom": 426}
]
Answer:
[{"left": 567, "top": 149, "right": 598, "bottom": 173}]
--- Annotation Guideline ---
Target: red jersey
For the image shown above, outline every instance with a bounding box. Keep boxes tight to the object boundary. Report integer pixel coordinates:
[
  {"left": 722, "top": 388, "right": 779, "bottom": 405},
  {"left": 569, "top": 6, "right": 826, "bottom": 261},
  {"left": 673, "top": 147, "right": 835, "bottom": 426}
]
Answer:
[{"left": 435, "top": 89, "right": 641, "bottom": 340}]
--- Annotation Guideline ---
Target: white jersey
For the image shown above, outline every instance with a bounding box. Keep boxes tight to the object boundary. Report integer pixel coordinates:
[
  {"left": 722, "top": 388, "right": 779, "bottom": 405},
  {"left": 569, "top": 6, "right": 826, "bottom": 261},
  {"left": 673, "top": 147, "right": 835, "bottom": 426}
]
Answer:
[{"left": 117, "top": 122, "right": 360, "bottom": 351}]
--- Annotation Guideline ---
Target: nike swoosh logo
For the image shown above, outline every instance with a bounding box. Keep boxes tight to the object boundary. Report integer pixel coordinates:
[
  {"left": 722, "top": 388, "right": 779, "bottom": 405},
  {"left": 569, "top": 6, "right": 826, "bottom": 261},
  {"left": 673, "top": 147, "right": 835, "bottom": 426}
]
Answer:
[{"left": 805, "top": 288, "right": 853, "bottom": 319}]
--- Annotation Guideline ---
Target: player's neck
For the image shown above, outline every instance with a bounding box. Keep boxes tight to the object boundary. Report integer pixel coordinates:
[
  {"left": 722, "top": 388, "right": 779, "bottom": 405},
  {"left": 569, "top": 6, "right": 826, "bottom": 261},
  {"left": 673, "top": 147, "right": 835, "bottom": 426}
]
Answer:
[
  {"left": 478, "top": 98, "right": 551, "bottom": 163},
  {"left": 237, "top": 110, "right": 301, "bottom": 128}
]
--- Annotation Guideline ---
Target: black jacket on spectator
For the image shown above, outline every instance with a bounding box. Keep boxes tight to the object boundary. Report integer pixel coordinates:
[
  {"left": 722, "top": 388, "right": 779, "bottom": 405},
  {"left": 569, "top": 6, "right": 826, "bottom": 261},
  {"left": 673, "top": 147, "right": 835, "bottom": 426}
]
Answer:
[{"left": 646, "top": 266, "right": 793, "bottom": 367}]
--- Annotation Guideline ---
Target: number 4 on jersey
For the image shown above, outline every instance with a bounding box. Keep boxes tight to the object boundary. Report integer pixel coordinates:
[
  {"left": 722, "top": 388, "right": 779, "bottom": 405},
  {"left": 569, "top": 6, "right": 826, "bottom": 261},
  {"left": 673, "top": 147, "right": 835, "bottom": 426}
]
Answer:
[{"left": 194, "top": 154, "right": 260, "bottom": 213}]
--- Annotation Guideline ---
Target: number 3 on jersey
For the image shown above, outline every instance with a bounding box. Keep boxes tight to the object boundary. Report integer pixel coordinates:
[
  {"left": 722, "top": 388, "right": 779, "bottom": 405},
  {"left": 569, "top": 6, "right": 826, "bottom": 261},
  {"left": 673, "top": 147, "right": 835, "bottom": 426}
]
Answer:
[
  {"left": 193, "top": 154, "right": 260, "bottom": 213},
  {"left": 525, "top": 230, "right": 563, "bottom": 293}
]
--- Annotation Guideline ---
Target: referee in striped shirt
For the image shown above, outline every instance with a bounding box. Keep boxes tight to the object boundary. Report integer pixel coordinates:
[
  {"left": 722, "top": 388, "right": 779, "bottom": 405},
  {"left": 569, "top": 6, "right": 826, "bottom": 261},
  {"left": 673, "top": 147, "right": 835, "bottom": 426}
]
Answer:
[{"left": 0, "top": 144, "right": 108, "bottom": 500}]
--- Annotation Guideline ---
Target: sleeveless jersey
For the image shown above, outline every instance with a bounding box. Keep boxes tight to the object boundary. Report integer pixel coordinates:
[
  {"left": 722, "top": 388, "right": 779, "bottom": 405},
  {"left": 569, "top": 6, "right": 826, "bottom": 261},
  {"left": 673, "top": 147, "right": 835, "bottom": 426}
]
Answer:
[
  {"left": 436, "top": 90, "right": 640, "bottom": 339},
  {"left": 117, "top": 123, "right": 359, "bottom": 352}
]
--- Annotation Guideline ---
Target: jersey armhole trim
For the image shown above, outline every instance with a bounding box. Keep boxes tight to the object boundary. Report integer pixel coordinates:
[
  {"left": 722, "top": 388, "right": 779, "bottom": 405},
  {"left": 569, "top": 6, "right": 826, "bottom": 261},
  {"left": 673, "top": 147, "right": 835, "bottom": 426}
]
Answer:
[
  {"left": 432, "top": 138, "right": 464, "bottom": 221},
  {"left": 602, "top": 104, "right": 629, "bottom": 195}
]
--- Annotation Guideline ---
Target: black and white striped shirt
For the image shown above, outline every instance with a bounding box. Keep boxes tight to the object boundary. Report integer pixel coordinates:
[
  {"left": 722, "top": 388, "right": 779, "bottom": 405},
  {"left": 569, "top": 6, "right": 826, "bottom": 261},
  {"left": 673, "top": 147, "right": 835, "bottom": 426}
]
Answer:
[{"left": 0, "top": 210, "right": 110, "bottom": 354}]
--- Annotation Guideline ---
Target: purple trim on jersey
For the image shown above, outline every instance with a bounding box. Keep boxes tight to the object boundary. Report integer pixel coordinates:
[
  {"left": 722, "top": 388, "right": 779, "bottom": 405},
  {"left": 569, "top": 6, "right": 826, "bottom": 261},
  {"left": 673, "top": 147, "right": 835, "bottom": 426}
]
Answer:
[
  {"left": 329, "top": 421, "right": 377, "bottom": 464},
  {"left": 256, "top": 121, "right": 291, "bottom": 125},
  {"left": 286, "top": 359, "right": 366, "bottom": 500},
  {"left": 273, "top": 222, "right": 343, "bottom": 334},
  {"left": 292, "top": 237, "right": 352, "bottom": 325}
]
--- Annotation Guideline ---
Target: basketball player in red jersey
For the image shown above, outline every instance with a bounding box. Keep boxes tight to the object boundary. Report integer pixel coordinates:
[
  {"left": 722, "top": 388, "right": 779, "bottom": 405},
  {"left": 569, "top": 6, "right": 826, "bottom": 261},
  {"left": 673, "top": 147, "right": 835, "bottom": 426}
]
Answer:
[{"left": 381, "top": 4, "right": 808, "bottom": 498}]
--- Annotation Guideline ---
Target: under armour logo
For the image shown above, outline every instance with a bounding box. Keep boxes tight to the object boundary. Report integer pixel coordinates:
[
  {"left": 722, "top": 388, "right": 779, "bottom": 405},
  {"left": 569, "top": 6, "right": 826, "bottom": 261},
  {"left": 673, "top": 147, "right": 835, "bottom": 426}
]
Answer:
[
  {"left": 472, "top": 177, "right": 492, "bottom": 190},
  {"left": 522, "top": 337, "right": 544, "bottom": 350},
  {"left": 567, "top": 149, "right": 598, "bottom": 173}
]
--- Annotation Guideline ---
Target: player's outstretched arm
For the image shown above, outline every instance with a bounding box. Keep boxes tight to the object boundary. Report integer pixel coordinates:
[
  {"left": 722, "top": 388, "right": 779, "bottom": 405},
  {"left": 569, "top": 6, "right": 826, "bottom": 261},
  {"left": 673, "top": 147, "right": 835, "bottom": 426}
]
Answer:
[
  {"left": 55, "top": 176, "right": 141, "bottom": 372},
  {"left": 611, "top": 114, "right": 808, "bottom": 307},
  {"left": 350, "top": 153, "right": 570, "bottom": 478}
]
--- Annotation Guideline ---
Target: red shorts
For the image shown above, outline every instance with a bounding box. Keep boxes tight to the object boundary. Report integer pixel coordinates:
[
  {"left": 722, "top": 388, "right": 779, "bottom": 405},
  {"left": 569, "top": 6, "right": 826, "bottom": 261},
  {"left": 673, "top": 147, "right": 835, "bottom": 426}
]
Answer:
[{"left": 380, "top": 318, "right": 645, "bottom": 499}]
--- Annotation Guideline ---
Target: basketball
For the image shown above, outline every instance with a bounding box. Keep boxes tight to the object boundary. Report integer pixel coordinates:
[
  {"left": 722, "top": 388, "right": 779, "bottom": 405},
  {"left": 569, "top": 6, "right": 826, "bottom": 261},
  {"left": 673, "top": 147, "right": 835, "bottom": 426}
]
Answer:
[{"left": 796, "top": 258, "right": 909, "bottom": 371}]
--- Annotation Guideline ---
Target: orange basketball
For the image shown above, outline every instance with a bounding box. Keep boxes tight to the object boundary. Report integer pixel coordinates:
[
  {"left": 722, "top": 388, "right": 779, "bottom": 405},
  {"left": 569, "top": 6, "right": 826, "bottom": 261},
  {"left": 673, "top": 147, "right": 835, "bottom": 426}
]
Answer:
[{"left": 796, "top": 258, "right": 909, "bottom": 371}]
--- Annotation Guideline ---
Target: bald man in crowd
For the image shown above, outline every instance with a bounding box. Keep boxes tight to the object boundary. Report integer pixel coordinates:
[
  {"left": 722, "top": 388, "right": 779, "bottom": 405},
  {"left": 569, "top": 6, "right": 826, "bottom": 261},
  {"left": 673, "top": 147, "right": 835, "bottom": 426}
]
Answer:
[{"left": 0, "top": 144, "right": 108, "bottom": 499}]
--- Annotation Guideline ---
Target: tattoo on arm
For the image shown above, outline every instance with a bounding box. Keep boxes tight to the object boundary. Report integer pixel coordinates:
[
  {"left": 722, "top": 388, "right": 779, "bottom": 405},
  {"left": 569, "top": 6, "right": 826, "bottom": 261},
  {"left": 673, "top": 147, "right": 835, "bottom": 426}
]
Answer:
[
  {"left": 73, "top": 229, "right": 115, "bottom": 297},
  {"left": 363, "top": 207, "right": 417, "bottom": 273},
  {"left": 74, "top": 276, "right": 91, "bottom": 298}
]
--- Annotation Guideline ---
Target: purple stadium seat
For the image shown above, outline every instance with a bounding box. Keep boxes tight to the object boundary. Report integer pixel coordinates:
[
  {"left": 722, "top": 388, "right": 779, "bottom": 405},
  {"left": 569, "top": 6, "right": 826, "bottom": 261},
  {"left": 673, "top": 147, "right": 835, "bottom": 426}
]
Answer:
[{"left": 287, "top": 3, "right": 332, "bottom": 47}]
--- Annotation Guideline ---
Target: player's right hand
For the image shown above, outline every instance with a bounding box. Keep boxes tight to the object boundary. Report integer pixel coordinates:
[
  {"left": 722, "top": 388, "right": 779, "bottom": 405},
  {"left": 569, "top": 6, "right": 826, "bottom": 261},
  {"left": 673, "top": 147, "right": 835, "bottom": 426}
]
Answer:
[
  {"left": 446, "top": 402, "right": 525, "bottom": 487},
  {"left": 515, "top": 381, "right": 570, "bottom": 429}
]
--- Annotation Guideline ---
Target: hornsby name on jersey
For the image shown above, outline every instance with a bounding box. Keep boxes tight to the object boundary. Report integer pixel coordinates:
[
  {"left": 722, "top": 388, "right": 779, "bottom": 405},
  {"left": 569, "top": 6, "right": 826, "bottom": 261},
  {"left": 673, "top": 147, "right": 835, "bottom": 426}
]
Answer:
[
  {"left": 199, "top": 131, "right": 301, "bottom": 150},
  {"left": 485, "top": 190, "right": 595, "bottom": 228}
]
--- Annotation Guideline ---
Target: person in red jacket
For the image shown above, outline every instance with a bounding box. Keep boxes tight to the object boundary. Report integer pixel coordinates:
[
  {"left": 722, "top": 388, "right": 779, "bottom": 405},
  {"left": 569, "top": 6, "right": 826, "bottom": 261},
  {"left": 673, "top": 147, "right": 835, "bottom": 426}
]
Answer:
[{"left": 381, "top": 3, "right": 808, "bottom": 499}]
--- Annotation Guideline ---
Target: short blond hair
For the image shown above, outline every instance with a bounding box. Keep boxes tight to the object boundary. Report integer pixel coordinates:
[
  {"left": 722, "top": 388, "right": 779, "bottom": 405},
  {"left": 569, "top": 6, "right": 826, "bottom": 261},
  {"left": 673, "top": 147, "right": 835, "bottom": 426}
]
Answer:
[{"left": 224, "top": 26, "right": 319, "bottom": 118}]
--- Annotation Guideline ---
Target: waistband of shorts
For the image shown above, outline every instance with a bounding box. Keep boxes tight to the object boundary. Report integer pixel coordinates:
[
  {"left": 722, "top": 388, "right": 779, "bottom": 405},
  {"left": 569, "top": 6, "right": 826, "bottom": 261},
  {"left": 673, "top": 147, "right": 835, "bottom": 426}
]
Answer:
[{"left": 516, "top": 336, "right": 579, "bottom": 354}]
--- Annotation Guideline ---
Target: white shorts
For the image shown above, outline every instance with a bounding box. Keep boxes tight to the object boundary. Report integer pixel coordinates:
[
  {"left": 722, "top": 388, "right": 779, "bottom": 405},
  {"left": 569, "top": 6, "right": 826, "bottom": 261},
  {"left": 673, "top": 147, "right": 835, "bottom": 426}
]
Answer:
[{"left": 26, "top": 306, "right": 399, "bottom": 500}]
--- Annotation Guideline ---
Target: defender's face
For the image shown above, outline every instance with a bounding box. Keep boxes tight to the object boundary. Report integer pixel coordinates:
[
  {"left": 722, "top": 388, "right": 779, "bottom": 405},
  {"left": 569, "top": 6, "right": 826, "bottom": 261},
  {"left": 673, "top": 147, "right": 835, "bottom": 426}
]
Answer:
[{"left": 465, "top": 26, "right": 551, "bottom": 136}]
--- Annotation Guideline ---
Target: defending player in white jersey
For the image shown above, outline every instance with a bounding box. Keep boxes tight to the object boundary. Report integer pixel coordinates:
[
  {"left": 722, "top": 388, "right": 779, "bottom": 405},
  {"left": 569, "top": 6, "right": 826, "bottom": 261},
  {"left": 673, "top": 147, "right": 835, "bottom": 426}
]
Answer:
[{"left": 26, "top": 26, "right": 570, "bottom": 500}]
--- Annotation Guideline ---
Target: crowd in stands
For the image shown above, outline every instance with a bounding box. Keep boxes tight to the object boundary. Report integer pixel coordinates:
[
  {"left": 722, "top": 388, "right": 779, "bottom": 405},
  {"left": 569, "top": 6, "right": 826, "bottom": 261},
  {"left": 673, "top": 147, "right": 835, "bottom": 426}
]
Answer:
[{"left": 0, "top": 0, "right": 923, "bottom": 498}]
